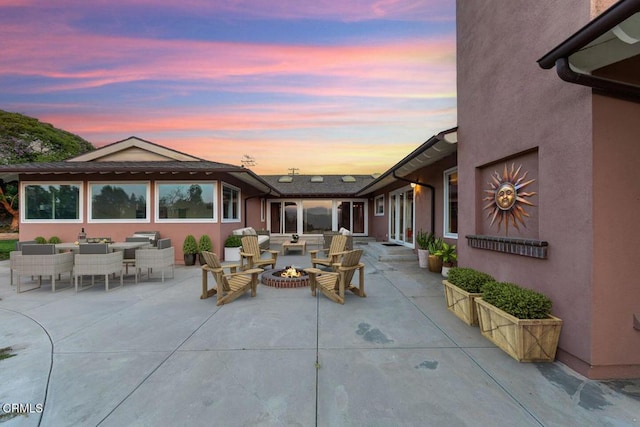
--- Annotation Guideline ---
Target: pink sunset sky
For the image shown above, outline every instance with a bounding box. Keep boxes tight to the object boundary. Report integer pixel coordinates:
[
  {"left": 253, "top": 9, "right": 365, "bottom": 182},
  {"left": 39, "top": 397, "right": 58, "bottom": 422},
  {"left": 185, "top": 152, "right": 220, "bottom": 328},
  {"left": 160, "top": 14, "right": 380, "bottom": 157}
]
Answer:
[{"left": 0, "top": 0, "right": 457, "bottom": 175}]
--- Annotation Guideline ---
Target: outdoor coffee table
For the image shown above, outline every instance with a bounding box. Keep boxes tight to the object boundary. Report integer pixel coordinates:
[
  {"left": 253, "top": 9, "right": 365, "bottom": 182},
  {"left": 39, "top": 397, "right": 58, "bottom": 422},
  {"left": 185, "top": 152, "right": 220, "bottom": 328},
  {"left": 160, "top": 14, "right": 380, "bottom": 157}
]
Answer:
[{"left": 282, "top": 240, "right": 306, "bottom": 255}]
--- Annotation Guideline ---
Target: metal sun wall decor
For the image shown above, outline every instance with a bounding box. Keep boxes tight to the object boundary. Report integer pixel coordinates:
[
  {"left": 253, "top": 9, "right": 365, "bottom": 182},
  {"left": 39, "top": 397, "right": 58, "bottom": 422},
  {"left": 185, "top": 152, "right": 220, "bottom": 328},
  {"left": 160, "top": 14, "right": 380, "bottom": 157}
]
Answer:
[{"left": 483, "top": 163, "right": 537, "bottom": 235}]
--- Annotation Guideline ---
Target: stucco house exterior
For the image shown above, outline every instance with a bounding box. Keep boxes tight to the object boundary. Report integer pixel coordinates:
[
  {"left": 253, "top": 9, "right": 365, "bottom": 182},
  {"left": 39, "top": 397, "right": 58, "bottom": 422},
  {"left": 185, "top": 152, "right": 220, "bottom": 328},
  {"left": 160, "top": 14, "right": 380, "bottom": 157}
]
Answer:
[
  {"left": 1, "top": 0, "right": 638, "bottom": 380},
  {"left": 456, "top": 0, "right": 640, "bottom": 379}
]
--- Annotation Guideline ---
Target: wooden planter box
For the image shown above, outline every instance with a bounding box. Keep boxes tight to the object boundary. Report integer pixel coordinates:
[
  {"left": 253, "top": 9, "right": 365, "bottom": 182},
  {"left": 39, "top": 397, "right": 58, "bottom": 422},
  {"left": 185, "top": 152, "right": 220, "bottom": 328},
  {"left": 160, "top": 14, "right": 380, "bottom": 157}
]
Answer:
[
  {"left": 442, "top": 280, "right": 482, "bottom": 326},
  {"left": 475, "top": 297, "right": 563, "bottom": 362}
]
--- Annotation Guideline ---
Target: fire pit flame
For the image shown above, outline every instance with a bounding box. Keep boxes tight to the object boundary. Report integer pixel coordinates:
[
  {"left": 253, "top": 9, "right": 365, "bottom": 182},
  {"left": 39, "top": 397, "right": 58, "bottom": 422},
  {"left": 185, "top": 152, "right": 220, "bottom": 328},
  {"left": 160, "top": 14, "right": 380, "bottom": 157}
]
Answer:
[{"left": 280, "top": 266, "right": 301, "bottom": 278}]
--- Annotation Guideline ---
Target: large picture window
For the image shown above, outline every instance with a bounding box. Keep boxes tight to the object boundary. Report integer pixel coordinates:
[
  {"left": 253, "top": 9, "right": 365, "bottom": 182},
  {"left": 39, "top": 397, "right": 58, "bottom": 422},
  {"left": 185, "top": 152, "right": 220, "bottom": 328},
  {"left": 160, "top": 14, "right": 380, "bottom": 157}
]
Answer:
[
  {"left": 303, "top": 200, "right": 332, "bottom": 233},
  {"left": 89, "top": 182, "right": 149, "bottom": 222},
  {"left": 222, "top": 183, "right": 240, "bottom": 222},
  {"left": 444, "top": 167, "right": 458, "bottom": 238},
  {"left": 22, "top": 182, "right": 81, "bottom": 222},
  {"left": 157, "top": 182, "right": 216, "bottom": 222}
]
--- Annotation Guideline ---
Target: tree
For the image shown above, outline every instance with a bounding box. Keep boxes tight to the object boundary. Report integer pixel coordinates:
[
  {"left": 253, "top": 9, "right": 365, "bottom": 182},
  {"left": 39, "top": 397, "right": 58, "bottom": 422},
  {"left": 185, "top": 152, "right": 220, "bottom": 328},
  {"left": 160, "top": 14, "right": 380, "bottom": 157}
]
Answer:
[{"left": 0, "top": 110, "right": 94, "bottom": 230}]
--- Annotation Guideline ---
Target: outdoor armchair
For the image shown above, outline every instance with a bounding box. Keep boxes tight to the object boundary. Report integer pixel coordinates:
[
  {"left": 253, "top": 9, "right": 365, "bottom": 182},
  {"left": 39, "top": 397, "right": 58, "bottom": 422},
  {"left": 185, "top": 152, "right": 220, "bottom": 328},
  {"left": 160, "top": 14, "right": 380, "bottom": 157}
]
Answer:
[
  {"left": 200, "top": 251, "right": 262, "bottom": 306},
  {"left": 135, "top": 238, "right": 175, "bottom": 283},
  {"left": 12, "top": 244, "right": 74, "bottom": 293},
  {"left": 10, "top": 240, "right": 37, "bottom": 286},
  {"left": 240, "top": 235, "right": 278, "bottom": 270},
  {"left": 309, "top": 234, "right": 347, "bottom": 269},
  {"left": 74, "top": 244, "right": 124, "bottom": 292},
  {"left": 305, "top": 249, "right": 366, "bottom": 304},
  {"left": 123, "top": 236, "right": 153, "bottom": 275}
]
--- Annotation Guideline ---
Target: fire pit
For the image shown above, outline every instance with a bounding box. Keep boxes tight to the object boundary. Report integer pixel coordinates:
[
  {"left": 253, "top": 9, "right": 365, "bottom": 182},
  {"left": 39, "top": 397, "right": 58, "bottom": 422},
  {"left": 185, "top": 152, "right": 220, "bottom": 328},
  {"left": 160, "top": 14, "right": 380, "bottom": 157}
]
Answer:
[{"left": 261, "top": 266, "right": 309, "bottom": 288}]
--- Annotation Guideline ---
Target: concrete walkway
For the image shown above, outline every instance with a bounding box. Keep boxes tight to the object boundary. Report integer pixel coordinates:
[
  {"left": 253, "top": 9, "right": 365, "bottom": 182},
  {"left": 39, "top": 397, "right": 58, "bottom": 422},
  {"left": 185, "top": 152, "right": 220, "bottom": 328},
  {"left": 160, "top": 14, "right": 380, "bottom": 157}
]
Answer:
[{"left": 0, "top": 244, "right": 638, "bottom": 426}]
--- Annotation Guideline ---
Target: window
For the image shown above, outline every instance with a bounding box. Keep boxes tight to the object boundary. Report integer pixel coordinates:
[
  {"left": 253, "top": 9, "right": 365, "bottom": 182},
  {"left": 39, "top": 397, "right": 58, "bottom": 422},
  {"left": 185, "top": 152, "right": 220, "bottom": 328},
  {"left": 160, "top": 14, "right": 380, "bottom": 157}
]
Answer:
[
  {"left": 22, "top": 182, "right": 81, "bottom": 222},
  {"left": 444, "top": 167, "right": 458, "bottom": 238},
  {"left": 89, "top": 182, "right": 149, "bottom": 222},
  {"left": 222, "top": 184, "right": 240, "bottom": 222},
  {"left": 156, "top": 182, "right": 216, "bottom": 222},
  {"left": 374, "top": 195, "right": 384, "bottom": 216},
  {"left": 303, "top": 200, "right": 332, "bottom": 233}
]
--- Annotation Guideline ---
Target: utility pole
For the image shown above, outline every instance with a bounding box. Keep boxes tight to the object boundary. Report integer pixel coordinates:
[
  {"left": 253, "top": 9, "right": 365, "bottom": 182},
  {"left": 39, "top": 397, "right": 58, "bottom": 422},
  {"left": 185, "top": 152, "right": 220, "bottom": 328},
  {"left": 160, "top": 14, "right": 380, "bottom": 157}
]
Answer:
[
  {"left": 241, "top": 154, "right": 256, "bottom": 167},
  {"left": 288, "top": 168, "right": 299, "bottom": 175}
]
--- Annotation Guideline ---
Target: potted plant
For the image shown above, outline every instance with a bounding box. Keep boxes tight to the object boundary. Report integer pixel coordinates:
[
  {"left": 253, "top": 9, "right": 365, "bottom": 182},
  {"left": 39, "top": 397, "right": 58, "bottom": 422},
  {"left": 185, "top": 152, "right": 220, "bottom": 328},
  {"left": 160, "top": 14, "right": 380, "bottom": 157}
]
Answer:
[
  {"left": 442, "top": 267, "right": 494, "bottom": 326},
  {"left": 476, "top": 281, "right": 563, "bottom": 362},
  {"left": 427, "top": 238, "right": 443, "bottom": 273},
  {"left": 198, "top": 234, "right": 213, "bottom": 265},
  {"left": 415, "top": 229, "right": 434, "bottom": 268},
  {"left": 436, "top": 242, "right": 457, "bottom": 278},
  {"left": 182, "top": 234, "right": 198, "bottom": 266},
  {"left": 48, "top": 236, "right": 62, "bottom": 244},
  {"left": 224, "top": 234, "right": 242, "bottom": 262}
]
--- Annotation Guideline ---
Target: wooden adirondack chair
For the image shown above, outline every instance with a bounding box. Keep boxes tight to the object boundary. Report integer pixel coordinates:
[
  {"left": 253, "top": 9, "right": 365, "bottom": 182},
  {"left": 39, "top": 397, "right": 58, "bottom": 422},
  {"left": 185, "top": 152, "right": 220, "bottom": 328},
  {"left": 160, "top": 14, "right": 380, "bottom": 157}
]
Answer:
[
  {"left": 305, "top": 249, "right": 366, "bottom": 304},
  {"left": 308, "top": 234, "right": 347, "bottom": 269},
  {"left": 239, "top": 235, "right": 279, "bottom": 270},
  {"left": 200, "top": 251, "right": 262, "bottom": 306}
]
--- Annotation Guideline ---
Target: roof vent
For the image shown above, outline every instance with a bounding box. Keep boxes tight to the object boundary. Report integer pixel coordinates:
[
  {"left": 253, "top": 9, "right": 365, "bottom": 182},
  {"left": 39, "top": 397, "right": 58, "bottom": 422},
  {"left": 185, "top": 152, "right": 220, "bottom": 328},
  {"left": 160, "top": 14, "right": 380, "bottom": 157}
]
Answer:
[
  {"left": 342, "top": 175, "right": 356, "bottom": 182},
  {"left": 278, "top": 176, "right": 293, "bottom": 183},
  {"left": 311, "top": 176, "right": 324, "bottom": 183}
]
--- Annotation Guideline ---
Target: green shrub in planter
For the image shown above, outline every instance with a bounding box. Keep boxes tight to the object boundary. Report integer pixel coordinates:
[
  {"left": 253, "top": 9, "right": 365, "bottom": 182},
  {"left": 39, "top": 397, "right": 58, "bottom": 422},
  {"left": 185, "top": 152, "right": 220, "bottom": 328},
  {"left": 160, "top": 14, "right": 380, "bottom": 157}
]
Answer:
[
  {"left": 34, "top": 236, "right": 47, "bottom": 244},
  {"left": 482, "top": 281, "right": 552, "bottom": 319},
  {"left": 48, "top": 236, "right": 62, "bottom": 244},
  {"left": 224, "top": 235, "right": 242, "bottom": 248},
  {"left": 182, "top": 235, "right": 198, "bottom": 254},
  {"left": 447, "top": 267, "right": 494, "bottom": 293},
  {"left": 198, "top": 235, "right": 212, "bottom": 252}
]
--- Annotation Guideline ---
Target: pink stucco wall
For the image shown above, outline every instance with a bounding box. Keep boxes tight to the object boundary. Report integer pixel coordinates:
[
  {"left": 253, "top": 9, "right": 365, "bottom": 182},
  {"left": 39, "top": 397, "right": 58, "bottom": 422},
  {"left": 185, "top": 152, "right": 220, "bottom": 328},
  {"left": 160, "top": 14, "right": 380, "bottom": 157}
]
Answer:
[
  {"left": 456, "top": 0, "right": 625, "bottom": 377},
  {"left": 591, "top": 95, "right": 640, "bottom": 378}
]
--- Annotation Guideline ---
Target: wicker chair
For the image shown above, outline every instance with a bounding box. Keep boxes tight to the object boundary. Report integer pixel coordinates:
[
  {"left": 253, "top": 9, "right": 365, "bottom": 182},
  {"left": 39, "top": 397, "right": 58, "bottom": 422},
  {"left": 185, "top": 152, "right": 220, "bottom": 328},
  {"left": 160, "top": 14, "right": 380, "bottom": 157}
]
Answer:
[
  {"left": 309, "top": 234, "right": 347, "bottom": 269},
  {"left": 10, "top": 240, "right": 37, "bottom": 286},
  {"left": 135, "top": 238, "right": 175, "bottom": 283},
  {"left": 200, "top": 251, "right": 262, "bottom": 306},
  {"left": 12, "top": 244, "right": 74, "bottom": 293},
  {"left": 74, "top": 244, "right": 124, "bottom": 292},
  {"left": 123, "top": 236, "right": 153, "bottom": 275},
  {"left": 239, "top": 235, "right": 279, "bottom": 271},
  {"left": 304, "top": 249, "right": 366, "bottom": 304}
]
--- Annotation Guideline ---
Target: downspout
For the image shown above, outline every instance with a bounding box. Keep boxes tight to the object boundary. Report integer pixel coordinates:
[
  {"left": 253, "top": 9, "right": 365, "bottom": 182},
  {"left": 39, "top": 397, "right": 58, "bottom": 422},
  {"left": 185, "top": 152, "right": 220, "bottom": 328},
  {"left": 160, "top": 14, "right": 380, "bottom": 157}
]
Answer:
[
  {"left": 244, "top": 189, "right": 275, "bottom": 228},
  {"left": 392, "top": 171, "right": 436, "bottom": 234}
]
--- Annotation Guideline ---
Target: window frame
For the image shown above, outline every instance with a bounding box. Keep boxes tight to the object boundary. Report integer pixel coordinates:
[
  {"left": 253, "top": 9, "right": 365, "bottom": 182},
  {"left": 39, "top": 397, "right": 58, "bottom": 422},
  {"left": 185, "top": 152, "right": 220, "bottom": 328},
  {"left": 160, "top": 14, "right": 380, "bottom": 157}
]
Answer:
[
  {"left": 443, "top": 167, "right": 458, "bottom": 239},
  {"left": 88, "top": 181, "right": 151, "bottom": 223},
  {"left": 374, "top": 195, "right": 385, "bottom": 216},
  {"left": 221, "top": 182, "right": 241, "bottom": 223},
  {"left": 21, "top": 181, "right": 83, "bottom": 223},
  {"left": 155, "top": 181, "right": 217, "bottom": 223}
]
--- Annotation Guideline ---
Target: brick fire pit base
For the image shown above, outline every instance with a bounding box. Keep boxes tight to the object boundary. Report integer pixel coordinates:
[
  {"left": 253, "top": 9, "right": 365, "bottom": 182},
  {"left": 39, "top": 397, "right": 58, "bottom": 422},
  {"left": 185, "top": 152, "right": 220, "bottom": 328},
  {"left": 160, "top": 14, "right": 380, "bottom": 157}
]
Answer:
[{"left": 261, "top": 269, "right": 309, "bottom": 288}]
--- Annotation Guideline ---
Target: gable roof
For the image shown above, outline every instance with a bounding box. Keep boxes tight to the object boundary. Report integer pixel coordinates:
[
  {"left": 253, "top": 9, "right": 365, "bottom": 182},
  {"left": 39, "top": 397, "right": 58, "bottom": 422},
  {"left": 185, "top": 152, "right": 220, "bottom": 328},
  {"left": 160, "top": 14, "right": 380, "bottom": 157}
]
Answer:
[
  {"left": 67, "top": 136, "right": 204, "bottom": 162},
  {"left": 0, "top": 135, "right": 278, "bottom": 195}
]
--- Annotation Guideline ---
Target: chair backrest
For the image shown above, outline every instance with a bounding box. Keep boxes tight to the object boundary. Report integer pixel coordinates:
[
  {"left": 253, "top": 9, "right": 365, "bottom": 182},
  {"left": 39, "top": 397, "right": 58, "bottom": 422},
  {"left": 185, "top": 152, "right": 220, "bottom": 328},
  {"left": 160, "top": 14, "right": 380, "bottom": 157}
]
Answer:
[
  {"left": 340, "top": 249, "right": 363, "bottom": 284},
  {"left": 201, "top": 251, "right": 222, "bottom": 269},
  {"left": 124, "top": 236, "right": 151, "bottom": 259},
  {"left": 328, "top": 235, "right": 347, "bottom": 254},
  {"left": 241, "top": 235, "right": 260, "bottom": 256},
  {"left": 16, "top": 240, "right": 37, "bottom": 251},
  {"left": 133, "top": 231, "right": 160, "bottom": 246},
  {"left": 157, "top": 238, "right": 172, "bottom": 250},
  {"left": 21, "top": 244, "right": 56, "bottom": 255},
  {"left": 79, "top": 243, "right": 109, "bottom": 254}
]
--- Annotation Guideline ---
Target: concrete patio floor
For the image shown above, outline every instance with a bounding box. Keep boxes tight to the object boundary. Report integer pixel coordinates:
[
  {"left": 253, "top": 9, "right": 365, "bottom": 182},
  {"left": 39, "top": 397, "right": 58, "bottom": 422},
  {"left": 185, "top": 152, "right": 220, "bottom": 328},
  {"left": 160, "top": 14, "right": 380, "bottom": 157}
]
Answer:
[{"left": 0, "top": 243, "right": 638, "bottom": 426}]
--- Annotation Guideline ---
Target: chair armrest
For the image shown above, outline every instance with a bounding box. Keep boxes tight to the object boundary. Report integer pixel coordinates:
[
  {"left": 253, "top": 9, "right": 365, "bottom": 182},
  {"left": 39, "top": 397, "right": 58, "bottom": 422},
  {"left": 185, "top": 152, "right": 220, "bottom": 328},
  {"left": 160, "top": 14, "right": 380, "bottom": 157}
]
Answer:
[
  {"left": 304, "top": 267, "right": 323, "bottom": 275},
  {"left": 337, "top": 263, "right": 365, "bottom": 272},
  {"left": 262, "top": 249, "right": 280, "bottom": 256},
  {"left": 239, "top": 252, "right": 255, "bottom": 258},
  {"left": 226, "top": 268, "right": 263, "bottom": 277}
]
